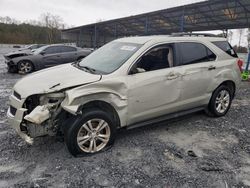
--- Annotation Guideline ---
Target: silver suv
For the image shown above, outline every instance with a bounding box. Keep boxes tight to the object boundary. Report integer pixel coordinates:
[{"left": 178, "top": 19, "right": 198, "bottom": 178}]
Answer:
[{"left": 7, "top": 34, "right": 242, "bottom": 156}]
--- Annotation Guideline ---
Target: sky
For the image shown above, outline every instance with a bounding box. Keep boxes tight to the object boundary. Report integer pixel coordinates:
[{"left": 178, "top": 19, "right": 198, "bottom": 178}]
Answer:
[
  {"left": 0, "top": 0, "right": 248, "bottom": 46},
  {"left": 0, "top": 0, "right": 204, "bottom": 26}
]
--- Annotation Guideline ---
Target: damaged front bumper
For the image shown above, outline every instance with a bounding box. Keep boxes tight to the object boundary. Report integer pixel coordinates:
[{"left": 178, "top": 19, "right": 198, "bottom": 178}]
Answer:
[
  {"left": 5, "top": 60, "right": 18, "bottom": 72},
  {"left": 7, "top": 94, "right": 33, "bottom": 143},
  {"left": 7, "top": 91, "right": 65, "bottom": 143}
]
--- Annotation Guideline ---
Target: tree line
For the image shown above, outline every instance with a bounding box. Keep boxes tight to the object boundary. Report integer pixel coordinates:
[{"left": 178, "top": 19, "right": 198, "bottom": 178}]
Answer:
[{"left": 0, "top": 13, "right": 68, "bottom": 44}]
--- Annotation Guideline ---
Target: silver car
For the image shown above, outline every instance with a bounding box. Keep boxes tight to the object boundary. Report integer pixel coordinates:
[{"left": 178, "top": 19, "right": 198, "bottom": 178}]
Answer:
[{"left": 7, "top": 34, "right": 242, "bottom": 156}]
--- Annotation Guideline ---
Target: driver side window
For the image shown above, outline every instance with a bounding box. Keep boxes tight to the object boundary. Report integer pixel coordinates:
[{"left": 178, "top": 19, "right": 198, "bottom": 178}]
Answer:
[
  {"left": 44, "top": 47, "right": 56, "bottom": 55},
  {"left": 130, "top": 44, "right": 174, "bottom": 74},
  {"left": 44, "top": 46, "right": 61, "bottom": 55}
]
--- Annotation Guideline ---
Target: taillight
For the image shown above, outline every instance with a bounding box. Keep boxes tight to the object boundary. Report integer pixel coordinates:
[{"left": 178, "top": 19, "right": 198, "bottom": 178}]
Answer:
[{"left": 237, "top": 59, "right": 244, "bottom": 72}]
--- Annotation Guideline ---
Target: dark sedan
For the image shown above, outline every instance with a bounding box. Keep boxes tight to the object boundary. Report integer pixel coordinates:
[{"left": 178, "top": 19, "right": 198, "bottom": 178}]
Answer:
[{"left": 4, "top": 44, "right": 93, "bottom": 74}]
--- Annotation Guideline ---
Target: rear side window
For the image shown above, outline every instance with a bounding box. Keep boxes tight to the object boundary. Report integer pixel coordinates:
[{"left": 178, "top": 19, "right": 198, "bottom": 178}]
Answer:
[
  {"left": 177, "top": 42, "right": 216, "bottom": 66},
  {"left": 212, "top": 41, "right": 238, "bottom": 58}
]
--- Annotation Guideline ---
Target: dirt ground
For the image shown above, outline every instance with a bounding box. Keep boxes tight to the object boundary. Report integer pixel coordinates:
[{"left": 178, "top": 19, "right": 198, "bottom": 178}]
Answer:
[{"left": 0, "top": 47, "right": 250, "bottom": 188}]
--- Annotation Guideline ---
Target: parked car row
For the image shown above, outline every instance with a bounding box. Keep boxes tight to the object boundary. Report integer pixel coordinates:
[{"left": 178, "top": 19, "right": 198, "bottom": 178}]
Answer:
[{"left": 4, "top": 44, "right": 93, "bottom": 74}]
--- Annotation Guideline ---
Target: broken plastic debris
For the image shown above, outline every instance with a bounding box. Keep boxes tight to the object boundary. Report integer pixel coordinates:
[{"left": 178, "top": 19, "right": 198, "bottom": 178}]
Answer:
[{"left": 24, "top": 106, "right": 51, "bottom": 124}]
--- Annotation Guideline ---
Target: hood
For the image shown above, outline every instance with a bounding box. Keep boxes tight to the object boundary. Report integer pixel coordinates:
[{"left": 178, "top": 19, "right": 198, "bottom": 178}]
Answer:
[
  {"left": 14, "top": 64, "right": 101, "bottom": 98},
  {"left": 4, "top": 50, "right": 32, "bottom": 60}
]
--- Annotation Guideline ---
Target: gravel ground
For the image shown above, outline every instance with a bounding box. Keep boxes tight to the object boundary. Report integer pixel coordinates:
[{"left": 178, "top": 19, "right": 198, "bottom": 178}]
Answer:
[{"left": 0, "top": 47, "right": 250, "bottom": 188}]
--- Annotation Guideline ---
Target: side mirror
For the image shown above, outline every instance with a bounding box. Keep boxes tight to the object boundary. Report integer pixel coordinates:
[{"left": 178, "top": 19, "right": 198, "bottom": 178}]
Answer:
[
  {"left": 130, "top": 67, "right": 146, "bottom": 75},
  {"left": 40, "top": 51, "right": 45, "bottom": 55},
  {"left": 137, "top": 68, "right": 146, "bottom": 73}
]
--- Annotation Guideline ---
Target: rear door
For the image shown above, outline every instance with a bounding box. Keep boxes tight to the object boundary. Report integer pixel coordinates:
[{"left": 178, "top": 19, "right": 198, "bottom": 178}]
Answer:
[
  {"left": 60, "top": 46, "right": 78, "bottom": 63},
  {"left": 175, "top": 42, "right": 217, "bottom": 109}
]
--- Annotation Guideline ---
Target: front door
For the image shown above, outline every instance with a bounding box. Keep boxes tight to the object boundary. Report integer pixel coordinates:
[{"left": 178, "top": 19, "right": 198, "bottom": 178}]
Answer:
[{"left": 127, "top": 44, "right": 183, "bottom": 125}]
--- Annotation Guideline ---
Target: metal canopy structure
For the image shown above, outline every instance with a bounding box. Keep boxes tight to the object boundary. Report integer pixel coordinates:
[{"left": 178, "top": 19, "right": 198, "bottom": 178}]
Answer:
[{"left": 61, "top": 0, "right": 250, "bottom": 48}]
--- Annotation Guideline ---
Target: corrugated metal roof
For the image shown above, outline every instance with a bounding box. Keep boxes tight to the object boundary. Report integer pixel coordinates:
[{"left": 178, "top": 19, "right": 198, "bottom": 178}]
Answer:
[{"left": 62, "top": 0, "right": 250, "bottom": 47}]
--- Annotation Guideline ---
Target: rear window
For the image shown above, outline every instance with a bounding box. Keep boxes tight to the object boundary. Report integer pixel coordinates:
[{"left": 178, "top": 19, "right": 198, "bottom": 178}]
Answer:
[
  {"left": 212, "top": 41, "right": 238, "bottom": 58},
  {"left": 177, "top": 42, "right": 216, "bottom": 66}
]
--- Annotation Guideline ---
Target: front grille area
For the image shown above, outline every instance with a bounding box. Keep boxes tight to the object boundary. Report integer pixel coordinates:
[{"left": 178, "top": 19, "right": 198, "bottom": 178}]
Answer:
[
  {"left": 10, "top": 106, "right": 17, "bottom": 116},
  {"left": 7, "top": 60, "right": 14, "bottom": 66},
  {"left": 13, "top": 91, "right": 21, "bottom": 100},
  {"left": 23, "top": 95, "right": 40, "bottom": 113}
]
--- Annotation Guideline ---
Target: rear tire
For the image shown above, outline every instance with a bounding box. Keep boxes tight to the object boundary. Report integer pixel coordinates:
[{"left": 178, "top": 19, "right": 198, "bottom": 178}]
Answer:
[
  {"left": 64, "top": 109, "right": 117, "bottom": 157},
  {"left": 206, "top": 85, "right": 233, "bottom": 117}
]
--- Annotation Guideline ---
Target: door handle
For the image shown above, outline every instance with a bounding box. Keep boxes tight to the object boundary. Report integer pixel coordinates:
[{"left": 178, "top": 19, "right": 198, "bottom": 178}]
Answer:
[
  {"left": 166, "top": 73, "right": 179, "bottom": 80},
  {"left": 208, "top": 65, "right": 216, "bottom": 70}
]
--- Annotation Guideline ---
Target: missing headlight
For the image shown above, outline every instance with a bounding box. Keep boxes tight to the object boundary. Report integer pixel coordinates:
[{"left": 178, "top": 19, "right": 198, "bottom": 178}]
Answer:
[{"left": 24, "top": 92, "right": 65, "bottom": 124}]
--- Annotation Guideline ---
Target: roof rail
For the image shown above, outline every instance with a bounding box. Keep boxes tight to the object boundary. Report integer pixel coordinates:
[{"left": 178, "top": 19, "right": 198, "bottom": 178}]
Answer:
[{"left": 171, "top": 32, "right": 219, "bottom": 37}]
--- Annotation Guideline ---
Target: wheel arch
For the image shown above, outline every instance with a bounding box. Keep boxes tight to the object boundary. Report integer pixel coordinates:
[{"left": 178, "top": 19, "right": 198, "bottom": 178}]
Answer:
[
  {"left": 218, "top": 80, "right": 236, "bottom": 98},
  {"left": 18, "top": 59, "right": 33, "bottom": 64},
  {"left": 207, "top": 80, "right": 236, "bottom": 109},
  {"left": 17, "top": 59, "right": 35, "bottom": 71},
  {"left": 79, "top": 100, "right": 121, "bottom": 128}
]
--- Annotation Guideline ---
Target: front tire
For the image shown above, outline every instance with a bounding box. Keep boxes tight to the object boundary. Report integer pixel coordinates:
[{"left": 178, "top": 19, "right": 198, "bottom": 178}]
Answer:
[
  {"left": 206, "top": 85, "right": 232, "bottom": 117},
  {"left": 18, "top": 60, "right": 34, "bottom": 74},
  {"left": 64, "top": 109, "right": 117, "bottom": 156}
]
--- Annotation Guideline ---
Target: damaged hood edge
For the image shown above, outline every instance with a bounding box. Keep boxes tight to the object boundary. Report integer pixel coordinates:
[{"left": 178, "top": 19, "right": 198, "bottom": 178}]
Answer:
[
  {"left": 4, "top": 51, "right": 33, "bottom": 59},
  {"left": 13, "top": 64, "right": 102, "bottom": 99}
]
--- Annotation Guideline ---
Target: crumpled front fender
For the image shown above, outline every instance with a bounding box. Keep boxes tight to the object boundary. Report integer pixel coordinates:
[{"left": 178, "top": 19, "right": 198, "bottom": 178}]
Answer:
[{"left": 61, "top": 77, "right": 128, "bottom": 127}]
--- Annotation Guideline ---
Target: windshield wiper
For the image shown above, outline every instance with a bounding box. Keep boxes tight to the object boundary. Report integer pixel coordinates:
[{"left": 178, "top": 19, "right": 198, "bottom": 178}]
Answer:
[
  {"left": 73, "top": 62, "right": 96, "bottom": 74},
  {"left": 81, "top": 66, "right": 96, "bottom": 73}
]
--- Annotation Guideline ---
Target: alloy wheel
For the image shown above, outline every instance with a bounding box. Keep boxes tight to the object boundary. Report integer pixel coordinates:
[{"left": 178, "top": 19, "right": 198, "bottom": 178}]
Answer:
[
  {"left": 215, "top": 90, "right": 230, "bottom": 114},
  {"left": 77, "top": 119, "right": 111, "bottom": 153},
  {"left": 19, "top": 61, "right": 32, "bottom": 73}
]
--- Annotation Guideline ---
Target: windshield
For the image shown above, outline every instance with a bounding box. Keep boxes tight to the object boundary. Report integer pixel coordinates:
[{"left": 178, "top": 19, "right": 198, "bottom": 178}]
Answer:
[
  {"left": 33, "top": 46, "right": 48, "bottom": 55},
  {"left": 78, "top": 41, "right": 142, "bottom": 74},
  {"left": 27, "top": 45, "right": 36, "bottom": 50}
]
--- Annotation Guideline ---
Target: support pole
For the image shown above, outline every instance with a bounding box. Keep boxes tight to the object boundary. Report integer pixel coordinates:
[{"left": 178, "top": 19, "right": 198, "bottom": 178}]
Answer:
[
  {"left": 180, "top": 9, "right": 185, "bottom": 32},
  {"left": 114, "top": 24, "right": 117, "bottom": 38},
  {"left": 145, "top": 16, "right": 149, "bottom": 35},
  {"left": 246, "top": 48, "right": 250, "bottom": 72},
  {"left": 242, "top": 47, "right": 250, "bottom": 81},
  {"left": 222, "top": 29, "right": 228, "bottom": 38},
  {"left": 79, "top": 28, "right": 84, "bottom": 47},
  {"left": 94, "top": 24, "right": 97, "bottom": 49}
]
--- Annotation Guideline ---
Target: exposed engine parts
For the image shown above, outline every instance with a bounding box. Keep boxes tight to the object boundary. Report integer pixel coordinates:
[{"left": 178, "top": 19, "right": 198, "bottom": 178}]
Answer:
[{"left": 23, "top": 92, "right": 65, "bottom": 137}]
